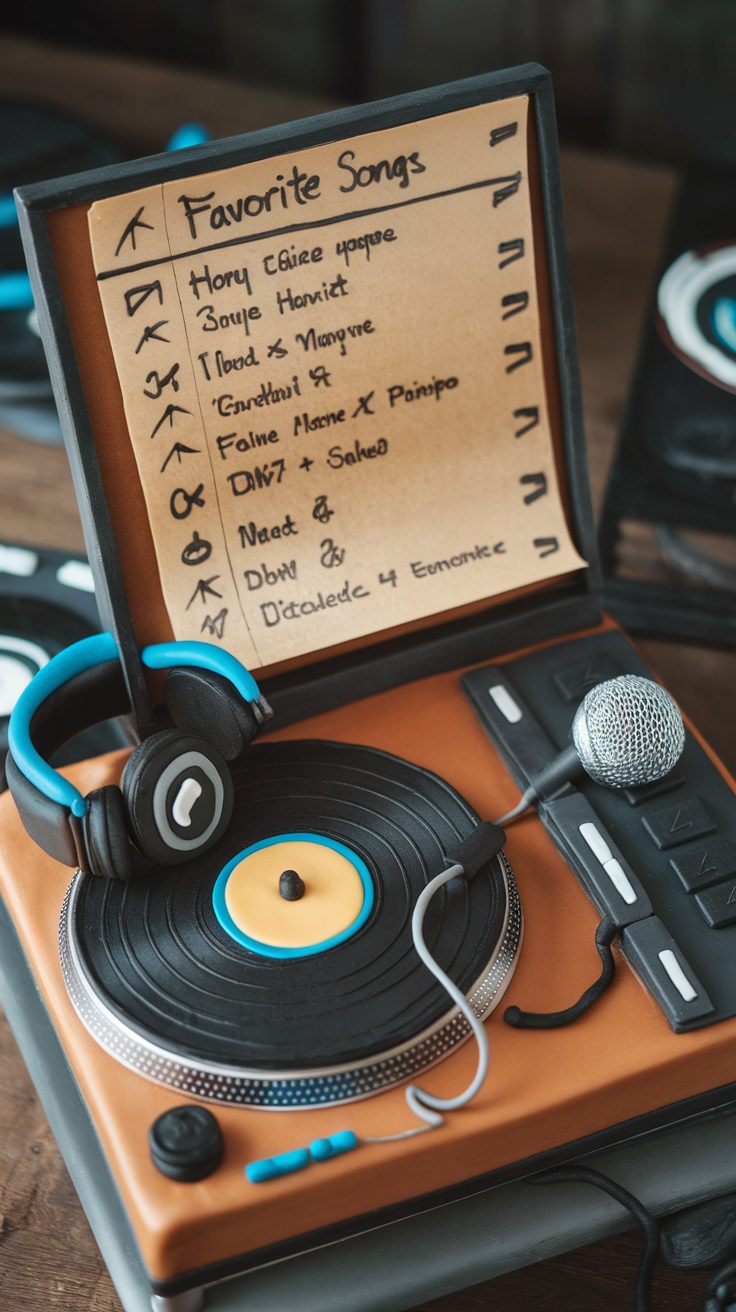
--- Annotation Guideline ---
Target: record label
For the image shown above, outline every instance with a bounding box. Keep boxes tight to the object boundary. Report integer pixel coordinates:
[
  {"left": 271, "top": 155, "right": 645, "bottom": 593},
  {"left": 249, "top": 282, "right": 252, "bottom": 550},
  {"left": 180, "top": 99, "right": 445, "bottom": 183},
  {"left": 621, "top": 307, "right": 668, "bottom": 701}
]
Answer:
[{"left": 213, "top": 834, "right": 373, "bottom": 956}]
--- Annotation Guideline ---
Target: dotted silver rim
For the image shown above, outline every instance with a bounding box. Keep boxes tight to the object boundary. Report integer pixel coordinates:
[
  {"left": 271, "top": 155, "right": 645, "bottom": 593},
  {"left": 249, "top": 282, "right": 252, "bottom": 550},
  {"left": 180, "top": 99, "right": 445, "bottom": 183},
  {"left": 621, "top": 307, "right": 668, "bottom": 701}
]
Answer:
[{"left": 59, "top": 854, "right": 522, "bottom": 1109}]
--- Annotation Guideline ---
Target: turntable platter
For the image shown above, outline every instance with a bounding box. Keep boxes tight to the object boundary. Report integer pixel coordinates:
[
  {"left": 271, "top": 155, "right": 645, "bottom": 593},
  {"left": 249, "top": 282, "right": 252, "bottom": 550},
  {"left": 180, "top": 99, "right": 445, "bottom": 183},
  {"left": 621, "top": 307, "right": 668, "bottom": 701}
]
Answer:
[{"left": 61, "top": 740, "right": 522, "bottom": 1108}]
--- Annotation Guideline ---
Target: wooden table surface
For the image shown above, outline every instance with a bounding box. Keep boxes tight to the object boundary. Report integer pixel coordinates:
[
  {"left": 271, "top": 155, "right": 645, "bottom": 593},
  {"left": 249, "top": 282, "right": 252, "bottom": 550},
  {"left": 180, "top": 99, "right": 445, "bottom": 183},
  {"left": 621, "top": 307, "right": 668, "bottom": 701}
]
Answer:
[{"left": 0, "top": 34, "right": 732, "bottom": 1311}]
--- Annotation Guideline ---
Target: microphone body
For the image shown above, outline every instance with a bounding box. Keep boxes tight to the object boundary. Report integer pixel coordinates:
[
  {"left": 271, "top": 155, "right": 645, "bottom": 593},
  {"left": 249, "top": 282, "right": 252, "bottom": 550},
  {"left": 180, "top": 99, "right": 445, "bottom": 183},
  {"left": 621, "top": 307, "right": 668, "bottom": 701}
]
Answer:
[
  {"left": 495, "top": 675, "right": 686, "bottom": 824},
  {"left": 570, "top": 674, "right": 685, "bottom": 789},
  {"left": 527, "top": 743, "right": 584, "bottom": 800}
]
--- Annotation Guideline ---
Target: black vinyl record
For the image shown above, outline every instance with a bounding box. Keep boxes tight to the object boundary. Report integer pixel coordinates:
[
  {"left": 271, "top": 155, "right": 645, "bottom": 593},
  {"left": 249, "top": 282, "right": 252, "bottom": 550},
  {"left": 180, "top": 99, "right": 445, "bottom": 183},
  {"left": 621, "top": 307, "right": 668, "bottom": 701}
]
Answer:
[
  {"left": 603, "top": 162, "right": 736, "bottom": 532},
  {"left": 0, "top": 548, "right": 128, "bottom": 785},
  {"left": 67, "top": 741, "right": 515, "bottom": 1081}
]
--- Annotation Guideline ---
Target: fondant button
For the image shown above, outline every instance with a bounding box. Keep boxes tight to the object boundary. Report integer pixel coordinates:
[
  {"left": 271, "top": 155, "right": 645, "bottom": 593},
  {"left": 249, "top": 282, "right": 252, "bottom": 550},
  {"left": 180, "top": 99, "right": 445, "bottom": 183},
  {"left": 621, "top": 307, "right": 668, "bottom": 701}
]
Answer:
[{"left": 149, "top": 1105, "right": 223, "bottom": 1182}]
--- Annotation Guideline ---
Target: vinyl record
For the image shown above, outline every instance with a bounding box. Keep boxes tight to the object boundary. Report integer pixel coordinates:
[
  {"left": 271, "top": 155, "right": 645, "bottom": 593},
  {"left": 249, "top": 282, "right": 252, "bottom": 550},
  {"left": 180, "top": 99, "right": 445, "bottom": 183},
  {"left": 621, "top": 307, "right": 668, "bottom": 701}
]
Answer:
[
  {"left": 657, "top": 243, "right": 736, "bottom": 395},
  {"left": 0, "top": 556, "right": 128, "bottom": 790},
  {"left": 61, "top": 740, "right": 522, "bottom": 1108},
  {"left": 602, "top": 166, "right": 736, "bottom": 528}
]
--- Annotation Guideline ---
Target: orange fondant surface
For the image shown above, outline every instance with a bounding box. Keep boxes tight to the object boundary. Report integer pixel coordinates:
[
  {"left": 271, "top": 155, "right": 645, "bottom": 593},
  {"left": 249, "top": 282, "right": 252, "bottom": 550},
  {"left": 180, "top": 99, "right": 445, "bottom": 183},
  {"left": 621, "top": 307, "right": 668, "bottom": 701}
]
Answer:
[{"left": 3, "top": 621, "right": 736, "bottom": 1282}]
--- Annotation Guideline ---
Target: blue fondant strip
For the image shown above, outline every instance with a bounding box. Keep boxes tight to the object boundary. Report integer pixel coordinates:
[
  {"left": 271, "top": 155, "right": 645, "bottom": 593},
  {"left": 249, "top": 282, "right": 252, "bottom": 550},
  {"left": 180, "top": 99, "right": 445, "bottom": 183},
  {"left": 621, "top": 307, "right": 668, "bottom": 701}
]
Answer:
[
  {"left": 309, "top": 1130, "right": 359, "bottom": 1161},
  {"left": 212, "top": 833, "right": 374, "bottom": 959},
  {"left": 8, "top": 632, "right": 118, "bottom": 817},
  {"left": 246, "top": 1148, "right": 311, "bottom": 1183},
  {"left": 141, "top": 640, "right": 261, "bottom": 705},
  {"left": 247, "top": 1133, "right": 359, "bottom": 1182}
]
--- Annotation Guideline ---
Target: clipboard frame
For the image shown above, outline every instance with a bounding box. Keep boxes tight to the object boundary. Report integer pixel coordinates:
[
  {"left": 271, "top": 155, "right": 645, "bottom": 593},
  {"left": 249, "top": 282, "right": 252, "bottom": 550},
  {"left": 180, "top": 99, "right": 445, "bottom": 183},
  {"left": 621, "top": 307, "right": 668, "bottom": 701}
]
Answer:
[{"left": 15, "top": 62, "right": 600, "bottom": 739}]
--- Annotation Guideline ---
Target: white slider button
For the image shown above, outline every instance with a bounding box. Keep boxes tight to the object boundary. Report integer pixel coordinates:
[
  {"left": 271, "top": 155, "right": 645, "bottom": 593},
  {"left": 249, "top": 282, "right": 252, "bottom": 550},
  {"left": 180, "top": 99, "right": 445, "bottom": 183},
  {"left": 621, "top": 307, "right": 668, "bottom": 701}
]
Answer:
[
  {"left": 579, "top": 822, "right": 638, "bottom": 905},
  {"left": 658, "top": 949, "right": 697, "bottom": 1002},
  {"left": 579, "top": 821, "right": 612, "bottom": 864},
  {"left": 489, "top": 684, "right": 522, "bottom": 724},
  {"left": 603, "top": 858, "right": 637, "bottom": 906},
  {"left": 172, "top": 777, "right": 203, "bottom": 827}
]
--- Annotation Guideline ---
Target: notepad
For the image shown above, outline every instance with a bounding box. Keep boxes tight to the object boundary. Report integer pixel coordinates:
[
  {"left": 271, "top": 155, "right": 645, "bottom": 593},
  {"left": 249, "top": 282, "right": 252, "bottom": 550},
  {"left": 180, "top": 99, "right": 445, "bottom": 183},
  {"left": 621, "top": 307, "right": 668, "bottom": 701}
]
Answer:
[{"left": 88, "top": 95, "right": 585, "bottom": 670}]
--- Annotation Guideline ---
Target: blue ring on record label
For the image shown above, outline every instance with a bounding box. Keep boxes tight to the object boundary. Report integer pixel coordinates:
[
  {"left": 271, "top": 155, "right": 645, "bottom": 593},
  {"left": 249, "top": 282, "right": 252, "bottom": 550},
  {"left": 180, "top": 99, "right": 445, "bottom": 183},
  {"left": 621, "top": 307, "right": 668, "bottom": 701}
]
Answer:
[{"left": 212, "top": 833, "right": 374, "bottom": 958}]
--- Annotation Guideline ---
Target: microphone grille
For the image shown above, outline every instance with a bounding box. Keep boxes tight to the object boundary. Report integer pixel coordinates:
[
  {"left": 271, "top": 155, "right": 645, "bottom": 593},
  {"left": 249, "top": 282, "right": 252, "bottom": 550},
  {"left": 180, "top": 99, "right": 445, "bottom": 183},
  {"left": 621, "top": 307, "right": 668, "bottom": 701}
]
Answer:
[{"left": 571, "top": 674, "right": 685, "bottom": 789}]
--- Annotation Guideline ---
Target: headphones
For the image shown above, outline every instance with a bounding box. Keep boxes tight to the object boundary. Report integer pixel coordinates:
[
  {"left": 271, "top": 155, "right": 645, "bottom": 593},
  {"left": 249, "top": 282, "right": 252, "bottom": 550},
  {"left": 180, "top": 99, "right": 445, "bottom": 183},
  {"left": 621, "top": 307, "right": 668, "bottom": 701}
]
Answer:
[{"left": 6, "top": 632, "right": 272, "bottom": 882}]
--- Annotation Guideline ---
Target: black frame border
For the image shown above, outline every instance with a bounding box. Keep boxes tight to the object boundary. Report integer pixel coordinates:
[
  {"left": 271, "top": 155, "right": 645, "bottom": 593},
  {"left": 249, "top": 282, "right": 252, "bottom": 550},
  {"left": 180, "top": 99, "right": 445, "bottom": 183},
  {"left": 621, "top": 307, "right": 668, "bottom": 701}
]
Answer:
[{"left": 15, "top": 63, "right": 600, "bottom": 734}]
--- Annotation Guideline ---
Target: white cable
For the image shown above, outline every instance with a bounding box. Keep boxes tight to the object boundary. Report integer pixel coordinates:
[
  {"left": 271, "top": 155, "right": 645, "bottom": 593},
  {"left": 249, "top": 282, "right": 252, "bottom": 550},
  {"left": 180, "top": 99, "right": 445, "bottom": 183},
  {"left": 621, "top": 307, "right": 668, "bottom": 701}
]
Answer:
[
  {"left": 493, "top": 784, "right": 536, "bottom": 826},
  {"left": 364, "top": 862, "right": 490, "bottom": 1143}
]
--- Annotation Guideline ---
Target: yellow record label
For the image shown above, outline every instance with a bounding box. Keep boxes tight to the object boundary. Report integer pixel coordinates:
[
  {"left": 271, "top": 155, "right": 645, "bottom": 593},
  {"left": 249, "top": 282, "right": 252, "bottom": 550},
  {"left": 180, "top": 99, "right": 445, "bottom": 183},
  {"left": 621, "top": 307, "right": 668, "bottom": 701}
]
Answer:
[{"left": 224, "top": 839, "right": 364, "bottom": 948}]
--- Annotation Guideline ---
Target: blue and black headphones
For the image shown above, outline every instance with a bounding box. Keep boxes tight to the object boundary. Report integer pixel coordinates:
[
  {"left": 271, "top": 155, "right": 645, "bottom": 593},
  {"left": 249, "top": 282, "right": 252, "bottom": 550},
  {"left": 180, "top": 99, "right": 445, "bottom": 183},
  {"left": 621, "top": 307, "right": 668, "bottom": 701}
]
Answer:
[{"left": 6, "top": 633, "right": 272, "bottom": 882}]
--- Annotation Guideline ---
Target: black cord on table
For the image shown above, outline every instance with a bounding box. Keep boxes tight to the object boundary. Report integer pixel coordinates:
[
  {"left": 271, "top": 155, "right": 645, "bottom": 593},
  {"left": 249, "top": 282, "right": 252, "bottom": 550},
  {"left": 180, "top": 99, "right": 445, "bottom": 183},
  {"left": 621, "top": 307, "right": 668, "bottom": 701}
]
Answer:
[
  {"left": 504, "top": 916, "right": 617, "bottom": 1029},
  {"left": 527, "top": 1164, "right": 659, "bottom": 1312}
]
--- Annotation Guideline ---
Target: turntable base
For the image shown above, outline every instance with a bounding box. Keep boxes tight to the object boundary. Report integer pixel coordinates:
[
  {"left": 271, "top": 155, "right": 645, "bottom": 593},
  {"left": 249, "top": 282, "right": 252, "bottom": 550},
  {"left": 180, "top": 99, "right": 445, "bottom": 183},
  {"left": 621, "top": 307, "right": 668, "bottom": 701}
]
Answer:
[
  {"left": 3, "top": 623, "right": 736, "bottom": 1291},
  {"left": 5, "top": 901, "right": 736, "bottom": 1312}
]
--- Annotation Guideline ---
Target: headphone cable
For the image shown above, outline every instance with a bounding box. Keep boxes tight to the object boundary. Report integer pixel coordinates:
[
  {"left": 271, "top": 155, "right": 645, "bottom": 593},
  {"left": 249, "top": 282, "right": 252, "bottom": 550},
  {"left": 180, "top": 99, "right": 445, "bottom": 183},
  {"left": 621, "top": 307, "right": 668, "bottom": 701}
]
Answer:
[{"left": 364, "top": 861, "right": 490, "bottom": 1143}]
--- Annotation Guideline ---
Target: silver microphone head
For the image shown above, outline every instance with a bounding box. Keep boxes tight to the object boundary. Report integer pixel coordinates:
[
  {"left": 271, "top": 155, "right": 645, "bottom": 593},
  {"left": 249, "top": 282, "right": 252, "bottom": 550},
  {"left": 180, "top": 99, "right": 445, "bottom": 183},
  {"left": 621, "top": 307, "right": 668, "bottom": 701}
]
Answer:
[{"left": 571, "top": 674, "right": 685, "bottom": 789}]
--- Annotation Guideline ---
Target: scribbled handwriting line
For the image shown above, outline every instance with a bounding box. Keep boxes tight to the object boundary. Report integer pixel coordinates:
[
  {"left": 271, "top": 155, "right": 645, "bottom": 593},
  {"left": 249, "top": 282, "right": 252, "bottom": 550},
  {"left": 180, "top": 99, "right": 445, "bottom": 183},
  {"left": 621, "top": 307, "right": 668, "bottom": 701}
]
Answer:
[{"left": 96, "top": 174, "right": 523, "bottom": 281}]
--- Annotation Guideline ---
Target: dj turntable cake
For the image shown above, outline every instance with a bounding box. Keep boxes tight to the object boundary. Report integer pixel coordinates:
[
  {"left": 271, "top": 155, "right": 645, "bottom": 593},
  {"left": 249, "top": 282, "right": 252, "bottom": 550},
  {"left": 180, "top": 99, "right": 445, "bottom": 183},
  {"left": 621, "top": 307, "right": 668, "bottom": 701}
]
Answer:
[{"left": 4, "top": 62, "right": 736, "bottom": 1312}]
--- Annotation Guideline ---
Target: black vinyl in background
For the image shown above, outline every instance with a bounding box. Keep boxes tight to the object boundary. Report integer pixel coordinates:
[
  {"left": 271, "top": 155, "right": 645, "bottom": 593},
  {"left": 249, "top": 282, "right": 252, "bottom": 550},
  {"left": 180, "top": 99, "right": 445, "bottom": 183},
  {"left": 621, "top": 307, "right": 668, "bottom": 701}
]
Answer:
[
  {"left": 600, "top": 161, "right": 736, "bottom": 643},
  {"left": 604, "top": 163, "right": 736, "bottom": 531},
  {"left": 0, "top": 542, "right": 129, "bottom": 791}
]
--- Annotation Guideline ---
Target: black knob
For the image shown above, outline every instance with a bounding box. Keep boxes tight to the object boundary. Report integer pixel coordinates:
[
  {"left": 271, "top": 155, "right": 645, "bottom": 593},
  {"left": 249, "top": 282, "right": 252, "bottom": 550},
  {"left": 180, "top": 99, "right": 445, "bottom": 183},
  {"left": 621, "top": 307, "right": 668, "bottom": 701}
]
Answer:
[
  {"left": 279, "top": 869, "right": 305, "bottom": 901},
  {"left": 149, "top": 1105, "right": 223, "bottom": 1182}
]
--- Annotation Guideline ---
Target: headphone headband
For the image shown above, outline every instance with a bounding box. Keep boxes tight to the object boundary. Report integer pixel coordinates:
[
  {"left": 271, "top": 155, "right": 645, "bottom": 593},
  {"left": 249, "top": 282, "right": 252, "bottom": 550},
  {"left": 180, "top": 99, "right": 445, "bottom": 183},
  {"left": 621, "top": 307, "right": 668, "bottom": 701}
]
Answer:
[{"left": 140, "top": 641, "right": 261, "bottom": 705}]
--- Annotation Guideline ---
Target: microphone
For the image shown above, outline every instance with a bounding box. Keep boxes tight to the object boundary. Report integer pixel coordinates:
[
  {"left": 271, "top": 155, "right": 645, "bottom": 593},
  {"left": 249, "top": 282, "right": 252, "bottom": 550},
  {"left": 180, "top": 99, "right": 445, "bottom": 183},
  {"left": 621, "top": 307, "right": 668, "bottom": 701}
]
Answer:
[{"left": 496, "top": 675, "right": 685, "bottom": 824}]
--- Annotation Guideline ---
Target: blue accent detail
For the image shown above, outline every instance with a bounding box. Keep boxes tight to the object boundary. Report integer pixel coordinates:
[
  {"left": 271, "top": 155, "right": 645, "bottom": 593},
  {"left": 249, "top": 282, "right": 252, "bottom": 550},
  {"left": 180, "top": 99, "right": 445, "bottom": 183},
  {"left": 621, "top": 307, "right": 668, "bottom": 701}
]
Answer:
[
  {"left": 309, "top": 1131, "right": 359, "bottom": 1162},
  {"left": 0, "top": 194, "right": 18, "bottom": 228},
  {"left": 0, "top": 270, "right": 33, "bottom": 310},
  {"left": 212, "top": 834, "right": 374, "bottom": 959},
  {"left": 246, "top": 1148, "right": 310, "bottom": 1183},
  {"left": 166, "top": 122, "right": 212, "bottom": 152},
  {"left": 141, "top": 641, "right": 261, "bottom": 705},
  {"left": 712, "top": 298, "right": 736, "bottom": 357},
  {"left": 8, "top": 632, "right": 118, "bottom": 816},
  {"left": 246, "top": 1133, "right": 360, "bottom": 1181}
]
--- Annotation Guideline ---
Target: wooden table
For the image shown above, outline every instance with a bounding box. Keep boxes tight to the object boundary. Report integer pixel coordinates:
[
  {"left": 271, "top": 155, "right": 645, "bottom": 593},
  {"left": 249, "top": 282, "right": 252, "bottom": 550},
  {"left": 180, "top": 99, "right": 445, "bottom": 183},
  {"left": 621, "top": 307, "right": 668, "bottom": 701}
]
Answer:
[{"left": 0, "top": 34, "right": 729, "bottom": 1311}]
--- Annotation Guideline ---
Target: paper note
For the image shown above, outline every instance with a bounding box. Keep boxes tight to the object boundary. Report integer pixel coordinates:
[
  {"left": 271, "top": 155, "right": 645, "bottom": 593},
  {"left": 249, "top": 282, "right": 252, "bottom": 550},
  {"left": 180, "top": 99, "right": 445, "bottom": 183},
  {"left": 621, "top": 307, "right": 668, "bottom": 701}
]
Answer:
[{"left": 88, "top": 94, "right": 586, "bottom": 670}]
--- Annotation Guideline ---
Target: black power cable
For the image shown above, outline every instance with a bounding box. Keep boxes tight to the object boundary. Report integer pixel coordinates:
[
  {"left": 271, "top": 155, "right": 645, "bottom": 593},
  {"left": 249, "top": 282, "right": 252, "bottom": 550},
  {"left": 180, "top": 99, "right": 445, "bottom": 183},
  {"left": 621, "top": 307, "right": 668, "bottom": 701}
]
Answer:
[
  {"left": 527, "top": 1165, "right": 660, "bottom": 1312},
  {"left": 504, "top": 916, "right": 617, "bottom": 1029}
]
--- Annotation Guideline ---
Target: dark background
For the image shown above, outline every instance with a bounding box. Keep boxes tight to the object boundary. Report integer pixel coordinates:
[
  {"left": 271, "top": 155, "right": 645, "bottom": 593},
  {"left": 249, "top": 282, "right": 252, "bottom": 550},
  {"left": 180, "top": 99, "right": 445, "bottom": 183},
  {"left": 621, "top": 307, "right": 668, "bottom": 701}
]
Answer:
[{"left": 5, "top": 0, "right": 736, "bottom": 166}]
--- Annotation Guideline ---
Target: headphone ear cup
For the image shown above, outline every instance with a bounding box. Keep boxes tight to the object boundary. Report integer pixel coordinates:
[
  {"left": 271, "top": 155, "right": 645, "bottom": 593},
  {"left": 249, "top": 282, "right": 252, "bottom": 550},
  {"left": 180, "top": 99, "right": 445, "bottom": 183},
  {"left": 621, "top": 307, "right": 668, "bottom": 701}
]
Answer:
[
  {"left": 122, "top": 730, "right": 233, "bottom": 866},
  {"left": 83, "top": 786, "right": 135, "bottom": 882},
  {"left": 163, "top": 667, "right": 260, "bottom": 761}
]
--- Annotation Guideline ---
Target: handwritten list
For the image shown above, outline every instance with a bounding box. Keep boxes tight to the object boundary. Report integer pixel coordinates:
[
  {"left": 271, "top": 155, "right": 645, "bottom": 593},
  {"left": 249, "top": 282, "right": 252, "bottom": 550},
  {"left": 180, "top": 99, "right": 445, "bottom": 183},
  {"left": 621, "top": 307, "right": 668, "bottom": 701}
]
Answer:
[{"left": 88, "top": 95, "right": 586, "bottom": 671}]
